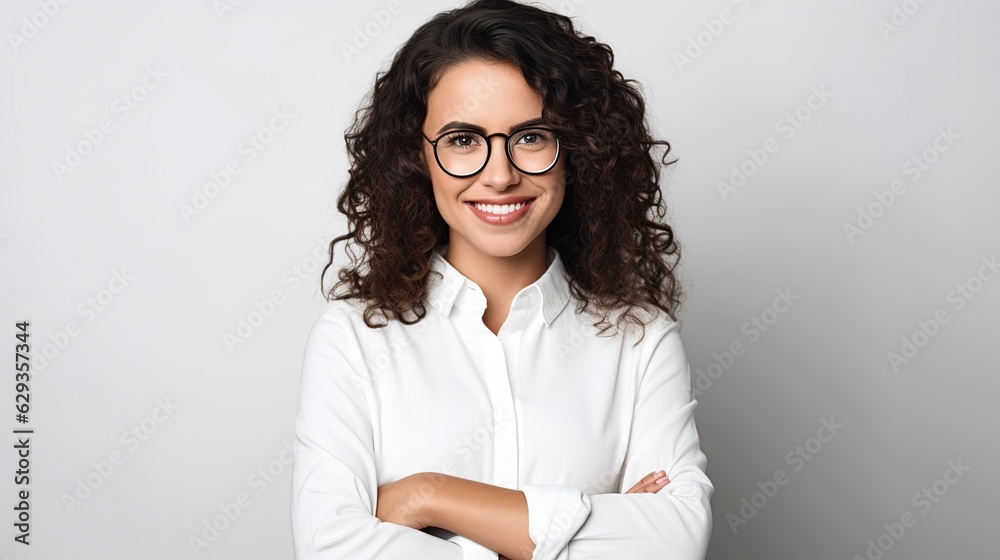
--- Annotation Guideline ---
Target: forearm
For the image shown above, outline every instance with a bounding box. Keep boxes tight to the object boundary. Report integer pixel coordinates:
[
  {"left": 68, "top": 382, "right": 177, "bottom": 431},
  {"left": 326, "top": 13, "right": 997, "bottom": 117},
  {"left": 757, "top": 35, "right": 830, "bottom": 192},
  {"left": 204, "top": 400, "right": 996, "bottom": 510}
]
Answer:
[{"left": 423, "top": 473, "right": 535, "bottom": 560}]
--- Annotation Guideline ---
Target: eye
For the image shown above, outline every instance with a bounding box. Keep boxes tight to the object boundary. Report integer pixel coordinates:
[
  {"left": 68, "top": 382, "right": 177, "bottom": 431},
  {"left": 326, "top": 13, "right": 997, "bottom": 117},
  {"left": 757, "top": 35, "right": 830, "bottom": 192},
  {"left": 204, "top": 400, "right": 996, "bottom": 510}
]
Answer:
[
  {"left": 512, "top": 129, "right": 554, "bottom": 148},
  {"left": 444, "top": 132, "right": 481, "bottom": 149}
]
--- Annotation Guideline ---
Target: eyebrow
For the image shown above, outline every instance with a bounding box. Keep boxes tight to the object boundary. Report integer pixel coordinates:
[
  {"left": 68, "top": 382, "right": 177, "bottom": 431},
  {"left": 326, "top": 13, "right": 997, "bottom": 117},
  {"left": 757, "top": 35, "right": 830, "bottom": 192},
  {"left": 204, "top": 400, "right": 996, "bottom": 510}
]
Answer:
[{"left": 435, "top": 117, "right": 547, "bottom": 136}]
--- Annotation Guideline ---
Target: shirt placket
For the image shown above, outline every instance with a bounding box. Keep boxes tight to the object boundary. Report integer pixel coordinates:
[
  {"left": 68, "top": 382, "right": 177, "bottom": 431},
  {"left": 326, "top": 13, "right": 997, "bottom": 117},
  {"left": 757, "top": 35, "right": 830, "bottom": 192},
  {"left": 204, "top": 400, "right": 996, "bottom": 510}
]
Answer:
[{"left": 463, "top": 285, "right": 522, "bottom": 491}]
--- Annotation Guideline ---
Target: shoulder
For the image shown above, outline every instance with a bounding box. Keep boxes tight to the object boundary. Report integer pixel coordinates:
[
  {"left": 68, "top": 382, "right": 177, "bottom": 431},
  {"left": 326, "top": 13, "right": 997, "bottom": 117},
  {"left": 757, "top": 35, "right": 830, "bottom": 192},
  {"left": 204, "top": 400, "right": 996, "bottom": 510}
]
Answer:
[
  {"left": 302, "top": 298, "right": 370, "bottom": 368},
  {"left": 575, "top": 299, "right": 681, "bottom": 348},
  {"left": 304, "top": 296, "right": 445, "bottom": 357},
  {"left": 309, "top": 297, "right": 366, "bottom": 331},
  {"left": 628, "top": 307, "right": 686, "bottom": 368},
  {"left": 639, "top": 314, "right": 689, "bottom": 383},
  {"left": 296, "top": 301, "right": 377, "bottom": 409}
]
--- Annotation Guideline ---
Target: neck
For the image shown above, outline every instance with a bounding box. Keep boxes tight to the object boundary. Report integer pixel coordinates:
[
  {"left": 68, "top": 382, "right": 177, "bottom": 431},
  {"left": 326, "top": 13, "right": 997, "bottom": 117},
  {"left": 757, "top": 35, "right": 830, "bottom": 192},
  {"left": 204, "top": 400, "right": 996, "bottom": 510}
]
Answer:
[{"left": 443, "top": 235, "right": 550, "bottom": 310}]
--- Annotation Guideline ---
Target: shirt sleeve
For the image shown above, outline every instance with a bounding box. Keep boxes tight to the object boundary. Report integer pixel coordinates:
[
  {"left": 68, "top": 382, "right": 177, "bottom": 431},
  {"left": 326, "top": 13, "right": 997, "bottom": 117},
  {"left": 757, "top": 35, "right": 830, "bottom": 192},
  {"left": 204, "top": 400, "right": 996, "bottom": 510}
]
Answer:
[
  {"left": 519, "top": 318, "right": 713, "bottom": 560},
  {"left": 291, "top": 306, "right": 493, "bottom": 558}
]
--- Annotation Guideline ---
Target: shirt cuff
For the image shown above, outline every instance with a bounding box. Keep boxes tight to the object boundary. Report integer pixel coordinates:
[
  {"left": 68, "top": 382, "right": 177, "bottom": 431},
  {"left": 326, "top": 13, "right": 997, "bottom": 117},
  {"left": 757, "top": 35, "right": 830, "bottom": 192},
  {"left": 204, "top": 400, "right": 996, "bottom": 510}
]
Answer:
[
  {"left": 520, "top": 484, "right": 593, "bottom": 560},
  {"left": 448, "top": 534, "right": 500, "bottom": 559}
]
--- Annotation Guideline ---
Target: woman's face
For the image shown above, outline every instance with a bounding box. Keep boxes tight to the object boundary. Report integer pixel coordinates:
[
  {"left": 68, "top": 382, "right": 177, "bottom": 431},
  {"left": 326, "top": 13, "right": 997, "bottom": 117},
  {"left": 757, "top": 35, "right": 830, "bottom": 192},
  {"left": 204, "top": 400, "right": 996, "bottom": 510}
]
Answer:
[{"left": 421, "top": 58, "right": 565, "bottom": 260}]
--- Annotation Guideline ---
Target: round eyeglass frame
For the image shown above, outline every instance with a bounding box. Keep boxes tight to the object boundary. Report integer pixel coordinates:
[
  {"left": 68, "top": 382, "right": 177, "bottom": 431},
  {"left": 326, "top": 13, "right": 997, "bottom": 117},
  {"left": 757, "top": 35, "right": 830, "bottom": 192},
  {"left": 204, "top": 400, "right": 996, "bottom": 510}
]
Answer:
[{"left": 421, "top": 127, "right": 562, "bottom": 178}]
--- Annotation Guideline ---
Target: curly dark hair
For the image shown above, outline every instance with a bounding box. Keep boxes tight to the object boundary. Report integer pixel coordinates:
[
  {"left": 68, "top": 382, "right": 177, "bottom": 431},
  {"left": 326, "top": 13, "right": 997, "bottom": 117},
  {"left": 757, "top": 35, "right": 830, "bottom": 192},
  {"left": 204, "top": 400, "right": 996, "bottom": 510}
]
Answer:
[{"left": 322, "top": 0, "right": 682, "bottom": 342}]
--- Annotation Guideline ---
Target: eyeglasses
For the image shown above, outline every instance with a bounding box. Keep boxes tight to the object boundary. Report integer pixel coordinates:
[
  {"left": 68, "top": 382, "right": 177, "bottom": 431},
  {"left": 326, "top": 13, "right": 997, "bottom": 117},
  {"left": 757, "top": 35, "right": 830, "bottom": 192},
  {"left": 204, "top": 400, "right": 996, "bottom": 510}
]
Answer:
[{"left": 422, "top": 126, "right": 561, "bottom": 178}]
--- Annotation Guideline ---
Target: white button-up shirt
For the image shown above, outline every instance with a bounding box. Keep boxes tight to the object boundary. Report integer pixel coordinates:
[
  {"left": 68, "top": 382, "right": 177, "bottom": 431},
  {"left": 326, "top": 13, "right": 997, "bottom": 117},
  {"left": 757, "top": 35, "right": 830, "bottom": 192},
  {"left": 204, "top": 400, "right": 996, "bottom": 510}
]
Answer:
[{"left": 291, "top": 244, "right": 713, "bottom": 559}]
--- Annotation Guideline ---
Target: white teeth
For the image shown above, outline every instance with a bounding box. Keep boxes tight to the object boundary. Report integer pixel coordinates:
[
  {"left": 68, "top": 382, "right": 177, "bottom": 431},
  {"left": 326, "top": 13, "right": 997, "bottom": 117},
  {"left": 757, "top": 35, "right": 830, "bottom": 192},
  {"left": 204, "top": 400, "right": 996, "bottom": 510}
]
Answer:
[{"left": 473, "top": 200, "right": 529, "bottom": 215}]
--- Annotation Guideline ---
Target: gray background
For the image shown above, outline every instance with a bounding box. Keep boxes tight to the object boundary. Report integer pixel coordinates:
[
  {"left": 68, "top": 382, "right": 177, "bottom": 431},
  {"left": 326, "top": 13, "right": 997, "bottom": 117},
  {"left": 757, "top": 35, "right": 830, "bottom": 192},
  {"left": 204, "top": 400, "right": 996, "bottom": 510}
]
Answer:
[{"left": 1, "top": 0, "right": 997, "bottom": 558}]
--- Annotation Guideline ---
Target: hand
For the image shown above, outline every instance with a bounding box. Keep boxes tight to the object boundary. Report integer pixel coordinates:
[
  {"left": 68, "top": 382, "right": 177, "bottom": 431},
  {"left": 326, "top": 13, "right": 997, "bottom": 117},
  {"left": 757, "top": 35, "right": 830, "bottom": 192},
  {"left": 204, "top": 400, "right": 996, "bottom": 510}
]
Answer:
[
  {"left": 497, "top": 472, "right": 669, "bottom": 560},
  {"left": 375, "top": 472, "right": 442, "bottom": 530},
  {"left": 625, "top": 470, "right": 670, "bottom": 494},
  {"left": 495, "top": 471, "right": 666, "bottom": 560}
]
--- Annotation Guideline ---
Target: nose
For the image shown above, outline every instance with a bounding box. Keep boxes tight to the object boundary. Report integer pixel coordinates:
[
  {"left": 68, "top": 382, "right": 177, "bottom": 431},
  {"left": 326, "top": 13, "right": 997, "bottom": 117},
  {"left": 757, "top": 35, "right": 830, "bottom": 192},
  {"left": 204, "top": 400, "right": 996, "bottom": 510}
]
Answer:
[{"left": 479, "top": 135, "right": 519, "bottom": 190}]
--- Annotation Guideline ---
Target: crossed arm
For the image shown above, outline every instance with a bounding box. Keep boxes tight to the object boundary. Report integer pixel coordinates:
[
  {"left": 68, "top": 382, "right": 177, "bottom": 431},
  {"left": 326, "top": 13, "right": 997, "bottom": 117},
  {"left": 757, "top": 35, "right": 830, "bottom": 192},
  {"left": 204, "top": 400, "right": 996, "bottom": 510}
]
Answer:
[
  {"left": 374, "top": 469, "right": 672, "bottom": 560},
  {"left": 291, "top": 312, "right": 711, "bottom": 559}
]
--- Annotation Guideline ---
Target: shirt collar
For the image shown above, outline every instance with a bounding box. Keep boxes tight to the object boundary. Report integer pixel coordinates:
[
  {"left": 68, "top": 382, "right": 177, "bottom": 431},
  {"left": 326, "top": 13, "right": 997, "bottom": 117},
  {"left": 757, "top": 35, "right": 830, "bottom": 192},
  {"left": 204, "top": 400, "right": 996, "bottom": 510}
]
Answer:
[{"left": 425, "top": 244, "right": 571, "bottom": 327}]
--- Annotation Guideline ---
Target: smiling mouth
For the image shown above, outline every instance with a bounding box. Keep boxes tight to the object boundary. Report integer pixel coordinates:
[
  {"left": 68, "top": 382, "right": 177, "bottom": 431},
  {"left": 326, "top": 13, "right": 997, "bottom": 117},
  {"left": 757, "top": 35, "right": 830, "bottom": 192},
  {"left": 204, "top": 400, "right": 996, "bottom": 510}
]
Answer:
[
  {"left": 466, "top": 197, "right": 536, "bottom": 215},
  {"left": 465, "top": 197, "right": 537, "bottom": 225}
]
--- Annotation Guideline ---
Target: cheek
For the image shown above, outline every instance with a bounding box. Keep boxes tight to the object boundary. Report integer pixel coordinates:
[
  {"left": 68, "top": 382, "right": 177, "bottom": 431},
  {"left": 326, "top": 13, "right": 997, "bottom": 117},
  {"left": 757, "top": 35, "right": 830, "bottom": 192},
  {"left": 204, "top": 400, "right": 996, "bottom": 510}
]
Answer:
[
  {"left": 547, "top": 169, "right": 567, "bottom": 207},
  {"left": 549, "top": 188, "right": 566, "bottom": 216},
  {"left": 430, "top": 175, "right": 467, "bottom": 212}
]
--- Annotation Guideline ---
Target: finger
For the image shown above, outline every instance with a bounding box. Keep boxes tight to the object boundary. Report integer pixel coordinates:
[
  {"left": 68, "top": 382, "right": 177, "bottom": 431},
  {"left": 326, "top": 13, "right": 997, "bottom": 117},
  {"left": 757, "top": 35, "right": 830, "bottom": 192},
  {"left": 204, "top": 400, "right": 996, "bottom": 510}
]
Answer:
[
  {"left": 638, "top": 470, "right": 668, "bottom": 491},
  {"left": 625, "top": 471, "right": 660, "bottom": 493},
  {"left": 640, "top": 471, "right": 670, "bottom": 493},
  {"left": 636, "top": 477, "right": 670, "bottom": 494},
  {"left": 645, "top": 475, "right": 670, "bottom": 491},
  {"left": 635, "top": 473, "right": 671, "bottom": 494},
  {"left": 625, "top": 470, "right": 666, "bottom": 494}
]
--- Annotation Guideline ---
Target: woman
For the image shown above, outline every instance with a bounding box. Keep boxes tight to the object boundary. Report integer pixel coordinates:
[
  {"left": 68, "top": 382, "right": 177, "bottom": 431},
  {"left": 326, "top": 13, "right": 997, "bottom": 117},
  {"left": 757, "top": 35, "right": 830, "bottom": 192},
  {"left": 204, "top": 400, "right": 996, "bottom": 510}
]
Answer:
[{"left": 291, "top": 1, "right": 713, "bottom": 558}]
